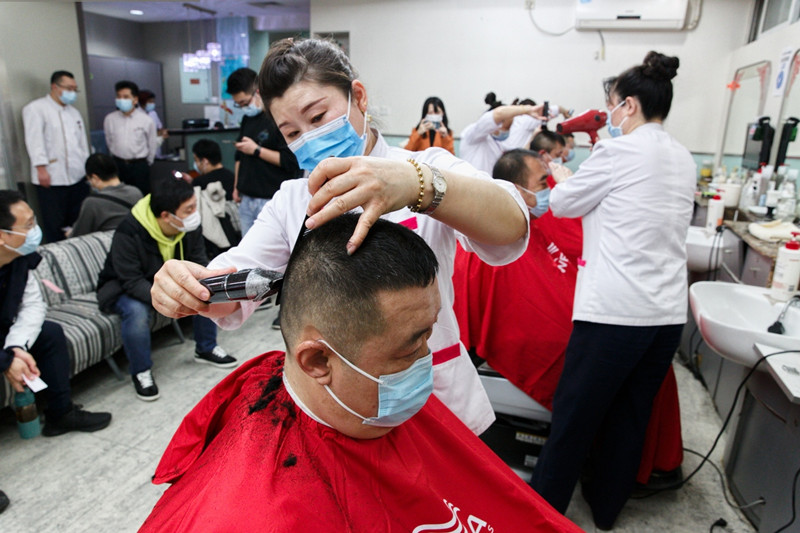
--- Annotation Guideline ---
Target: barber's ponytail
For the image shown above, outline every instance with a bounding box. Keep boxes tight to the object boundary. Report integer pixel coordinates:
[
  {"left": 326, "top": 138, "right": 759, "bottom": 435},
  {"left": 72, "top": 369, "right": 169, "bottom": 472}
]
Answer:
[{"left": 604, "top": 50, "right": 680, "bottom": 121}]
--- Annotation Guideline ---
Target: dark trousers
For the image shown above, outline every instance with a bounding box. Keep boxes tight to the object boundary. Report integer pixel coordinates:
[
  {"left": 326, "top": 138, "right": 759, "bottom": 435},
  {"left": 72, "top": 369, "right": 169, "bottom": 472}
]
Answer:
[
  {"left": 114, "top": 157, "right": 150, "bottom": 196},
  {"left": 29, "top": 320, "right": 72, "bottom": 419},
  {"left": 529, "top": 320, "right": 683, "bottom": 528},
  {"left": 35, "top": 180, "right": 90, "bottom": 243}
]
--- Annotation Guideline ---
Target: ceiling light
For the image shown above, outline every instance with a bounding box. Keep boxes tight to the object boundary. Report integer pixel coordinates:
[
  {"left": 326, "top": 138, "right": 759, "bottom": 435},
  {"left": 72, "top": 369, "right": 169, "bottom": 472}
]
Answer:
[{"left": 130, "top": 9, "right": 144, "bottom": 16}]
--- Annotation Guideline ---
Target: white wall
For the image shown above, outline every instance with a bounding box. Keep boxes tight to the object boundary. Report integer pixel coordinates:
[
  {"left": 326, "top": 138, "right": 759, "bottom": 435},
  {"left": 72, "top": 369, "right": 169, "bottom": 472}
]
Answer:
[
  {"left": 0, "top": 2, "right": 88, "bottom": 186},
  {"left": 310, "top": 0, "right": 753, "bottom": 153},
  {"left": 84, "top": 12, "right": 146, "bottom": 60}
]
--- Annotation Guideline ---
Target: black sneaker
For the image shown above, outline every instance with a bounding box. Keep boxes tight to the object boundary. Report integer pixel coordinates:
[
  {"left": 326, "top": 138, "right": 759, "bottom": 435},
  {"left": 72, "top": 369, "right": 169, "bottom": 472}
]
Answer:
[
  {"left": 0, "top": 490, "right": 9, "bottom": 514},
  {"left": 194, "top": 346, "right": 238, "bottom": 368},
  {"left": 272, "top": 316, "right": 281, "bottom": 330},
  {"left": 42, "top": 404, "right": 112, "bottom": 437},
  {"left": 133, "top": 369, "right": 160, "bottom": 401}
]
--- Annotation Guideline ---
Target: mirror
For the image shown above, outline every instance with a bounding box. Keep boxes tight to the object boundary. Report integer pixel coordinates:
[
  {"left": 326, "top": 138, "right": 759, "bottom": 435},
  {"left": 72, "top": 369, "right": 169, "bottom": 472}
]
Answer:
[
  {"left": 719, "top": 61, "right": 772, "bottom": 171},
  {"left": 775, "top": 50, "right": 800, "bottom": 171}
]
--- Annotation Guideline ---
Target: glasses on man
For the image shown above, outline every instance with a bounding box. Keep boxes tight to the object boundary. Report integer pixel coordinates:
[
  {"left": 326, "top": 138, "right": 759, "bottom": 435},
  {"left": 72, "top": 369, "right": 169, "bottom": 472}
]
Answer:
[
  {"left": 3, "top": 217, "right": 37, "bottom": 235},
  {"left": 232, "top": 94, "right": 254, "bottom": 109}
]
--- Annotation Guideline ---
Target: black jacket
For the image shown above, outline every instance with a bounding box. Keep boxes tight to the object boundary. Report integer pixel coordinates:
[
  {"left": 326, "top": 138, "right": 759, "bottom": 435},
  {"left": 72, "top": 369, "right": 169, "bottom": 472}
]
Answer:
[{"left": 97, "top": 214, "right": 208, "bottom": 313}]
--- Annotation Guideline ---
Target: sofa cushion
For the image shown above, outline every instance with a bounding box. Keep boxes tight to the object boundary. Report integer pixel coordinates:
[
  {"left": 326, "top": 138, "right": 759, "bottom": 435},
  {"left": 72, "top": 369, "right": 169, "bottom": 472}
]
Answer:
[{"left": 35, "top": 231, "right": 114, "bottom": 301}]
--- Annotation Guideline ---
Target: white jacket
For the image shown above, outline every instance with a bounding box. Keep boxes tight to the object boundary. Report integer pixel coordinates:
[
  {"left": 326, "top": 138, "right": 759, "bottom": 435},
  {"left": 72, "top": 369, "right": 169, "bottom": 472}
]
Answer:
[
  {"left": 22, "top": 95, "right": 89, "bottom": 186},
  {"left": 209, "top": 132, "right": 530, "bottom": 435},
  {"left": 459, "top": 111, "right": 542, "bottom": 174},
  {"left": 550, "top": 122, "right": 696, "bottom": 326}
]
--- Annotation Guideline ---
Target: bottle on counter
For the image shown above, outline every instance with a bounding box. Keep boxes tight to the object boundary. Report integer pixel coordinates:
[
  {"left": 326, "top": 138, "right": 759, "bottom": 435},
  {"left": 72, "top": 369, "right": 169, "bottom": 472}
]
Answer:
[
  {"left": 776, "top": 171, "right": 797, "bottom": 222},
  {"left": 14, "top": 387, "right": 41, "bottom": 439},
  {"left": 739, "top": 171, "right": 758, "bottom": 213},
  {"left": 699, "top": 160, "right": 713, "bottom": 184},
  {"left": 706, "top": 194, "right": 724, "bottom": 233},
  {"left": 771, "top": 233, "right": 800, "bottom": 301}
]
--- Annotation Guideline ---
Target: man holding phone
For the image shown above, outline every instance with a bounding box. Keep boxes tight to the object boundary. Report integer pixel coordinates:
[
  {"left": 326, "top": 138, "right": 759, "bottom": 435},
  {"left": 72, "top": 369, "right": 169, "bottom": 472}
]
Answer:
[{"left": 227, "top": 68, "right": 301, "bottom": 236}]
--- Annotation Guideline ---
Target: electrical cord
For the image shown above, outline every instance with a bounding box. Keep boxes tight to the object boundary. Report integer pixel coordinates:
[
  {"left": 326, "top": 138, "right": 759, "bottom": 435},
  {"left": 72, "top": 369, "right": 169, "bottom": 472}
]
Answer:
[
  {"left": 632, "top": 349, "right": 800, "bottom": 501},
  {"left": 526, "top": 3, "right": 574, "bottom": 36},
  {"left": 774, "top": 466, "right": 800, "bottom": 533},
  {"left": 683, "top": 447, "right": 765, "bottom": 510}
]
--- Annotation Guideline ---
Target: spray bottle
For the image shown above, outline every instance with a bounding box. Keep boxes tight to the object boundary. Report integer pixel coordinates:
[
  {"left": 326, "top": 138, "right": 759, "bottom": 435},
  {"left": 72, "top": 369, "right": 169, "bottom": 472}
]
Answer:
[{"left": 772, "top": 232, "right": 800, "bottom": 301}]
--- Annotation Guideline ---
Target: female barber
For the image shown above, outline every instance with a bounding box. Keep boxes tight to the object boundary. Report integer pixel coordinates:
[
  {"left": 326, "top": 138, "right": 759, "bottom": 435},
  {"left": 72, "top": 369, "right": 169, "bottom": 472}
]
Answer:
[
  {"left": 529, "top": 51, "right": 695, "bottom": 530},
  {"left": 150, "top": 38, "right": 529, "bottom": 436}
]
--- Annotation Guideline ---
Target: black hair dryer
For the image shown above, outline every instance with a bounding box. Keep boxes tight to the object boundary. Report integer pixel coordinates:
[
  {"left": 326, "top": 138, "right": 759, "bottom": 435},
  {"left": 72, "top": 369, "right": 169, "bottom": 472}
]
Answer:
[{"left": 199, "top": 268, "right": 283, "bottom": 303}]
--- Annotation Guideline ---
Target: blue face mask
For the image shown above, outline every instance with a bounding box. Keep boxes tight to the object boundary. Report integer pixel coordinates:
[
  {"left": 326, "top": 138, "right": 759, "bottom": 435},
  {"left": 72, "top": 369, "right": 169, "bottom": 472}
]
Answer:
[
  {"left": 563, "top": 149, "right": 574, "bottom": 163},
  {"left": 320, "top": 339, "right": 434, "bottom": 427},
  {"left": 145, "top": 102, "right": 156, "bottom": 112},
  {"left": 606, "top": 101, "right": 627, "bottom": 138},
  {"left": 4, "top": 224, "right": 43, "bottom": 256},
  {"left": 242, "top": 103, "right": 262, "bottom": 117},
  {"left": 59, "top": 90, "right": 77, "bottom": 106},
  {"left": 288, "top": 93, "right": 368, "bottom": 172},
  {"left": 519, "top": 184, "right": 550, "bottom": 218},
  {"left": 491, "top": 129, "right": 511, "bottom": 141},
  {"left": 116, "top": 98, "right": 134, "bottom": 113}
]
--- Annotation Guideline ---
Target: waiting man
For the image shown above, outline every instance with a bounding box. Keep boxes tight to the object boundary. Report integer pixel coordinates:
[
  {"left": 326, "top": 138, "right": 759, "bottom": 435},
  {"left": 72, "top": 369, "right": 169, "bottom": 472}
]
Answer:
[
  {"left": 0, "top": 190, "right": 112, "bottom": 436},
  {"left": 530, "top": 130, "right": 566, "bottom": 163},
  {"left": 22, "top": 70, "right": 90, "bottom": 243},
  {"left": 140, "top": 214, "right": 580, "bottom": 532},
  {"left": 97, "top": 176, "right": 236, "bottom": 401},
  {"left": 70, "top": 154, "right": 142, "bottom": 237},
  {"left": 191, "top": 139, "right": 234, "bottom": 200},
  {"left": 103, "top": 80, "right": 158, "bottom": 196},
  {"left": 226, "top": 67, "right": 300, "bottom": 235}
]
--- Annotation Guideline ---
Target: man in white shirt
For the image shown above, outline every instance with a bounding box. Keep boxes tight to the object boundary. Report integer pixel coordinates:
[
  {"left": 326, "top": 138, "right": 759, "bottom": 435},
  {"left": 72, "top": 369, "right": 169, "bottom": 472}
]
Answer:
[
  {"left": 103, "top": 80, "right": 157, "bottom": 196},
  {"left": 22, "top": 70, "right": 90, "bottom": 243}
]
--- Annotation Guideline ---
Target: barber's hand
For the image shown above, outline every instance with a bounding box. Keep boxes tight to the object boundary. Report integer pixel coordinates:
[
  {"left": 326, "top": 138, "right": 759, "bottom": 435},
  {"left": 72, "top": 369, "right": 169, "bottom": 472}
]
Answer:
[
  {"left": 37, "top": 167, "right": 51, "bottom": 188},
  {"left": 4, "top": 349, "right": 39, "bottom": 393},
  {"left": 235, "top": 136, "right": 258, "bottom": 155},
  {"left": 151, "top": 260, "right": 237, "bottom": 318},
  {"left": 306, "top": 157, "right": 420, "bottom": 254},
  {"left": 549, "top": 162, "right": 573, "bottom": 184}
]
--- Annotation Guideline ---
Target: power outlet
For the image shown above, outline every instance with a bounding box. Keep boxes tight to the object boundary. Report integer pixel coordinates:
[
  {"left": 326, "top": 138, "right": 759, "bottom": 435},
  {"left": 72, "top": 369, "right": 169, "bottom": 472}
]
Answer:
[{"left": 525, "top": 0, "right": 534, "bottom": 10}]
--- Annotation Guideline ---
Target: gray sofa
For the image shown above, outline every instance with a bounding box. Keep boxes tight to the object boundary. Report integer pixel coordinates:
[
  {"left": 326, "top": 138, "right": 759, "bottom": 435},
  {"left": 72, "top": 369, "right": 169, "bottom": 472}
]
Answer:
[{"left": 1, "top": 230, "right": 173, "bottom": 409}]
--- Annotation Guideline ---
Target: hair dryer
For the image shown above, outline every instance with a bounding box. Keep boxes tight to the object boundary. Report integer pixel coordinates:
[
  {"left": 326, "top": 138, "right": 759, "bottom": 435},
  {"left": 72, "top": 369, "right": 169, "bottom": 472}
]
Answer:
[{"left": 557, "top": 109, "right": 608, "bottom": 146}]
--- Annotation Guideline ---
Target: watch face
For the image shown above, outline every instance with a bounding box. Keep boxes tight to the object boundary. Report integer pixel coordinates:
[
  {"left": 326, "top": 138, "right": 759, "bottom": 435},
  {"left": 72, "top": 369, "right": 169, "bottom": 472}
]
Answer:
[{"left": 433, "top": 173, "right": 447, "bottom": 193}]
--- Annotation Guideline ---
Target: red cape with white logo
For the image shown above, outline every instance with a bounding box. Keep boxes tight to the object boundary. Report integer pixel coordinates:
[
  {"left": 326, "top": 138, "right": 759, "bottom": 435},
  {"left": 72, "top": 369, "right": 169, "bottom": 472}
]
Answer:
[{"left": 141, "top": 351, "right": 583, "bottom": 533}]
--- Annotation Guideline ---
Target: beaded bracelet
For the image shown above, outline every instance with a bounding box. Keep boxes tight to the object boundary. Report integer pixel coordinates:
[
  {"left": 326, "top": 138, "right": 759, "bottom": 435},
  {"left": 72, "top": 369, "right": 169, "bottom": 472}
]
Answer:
[{"left": 407, "top": 158, "right": 425, "bottom": 213}]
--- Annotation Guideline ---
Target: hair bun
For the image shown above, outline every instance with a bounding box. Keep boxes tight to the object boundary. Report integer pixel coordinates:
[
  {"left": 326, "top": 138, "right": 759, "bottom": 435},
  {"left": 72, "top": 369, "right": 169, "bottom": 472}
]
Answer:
[
  {"left": 642, "top": 51, "right": 679, "bottom": 81},
  {"left": 484, "top": 92, "right": 497, "bottom": 105}
]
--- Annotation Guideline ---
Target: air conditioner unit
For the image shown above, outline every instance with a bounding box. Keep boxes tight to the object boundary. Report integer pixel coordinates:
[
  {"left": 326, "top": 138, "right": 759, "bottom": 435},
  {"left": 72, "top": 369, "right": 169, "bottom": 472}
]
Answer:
[{"left": 575, "top": 0, "right": 690, "bottom": 30}]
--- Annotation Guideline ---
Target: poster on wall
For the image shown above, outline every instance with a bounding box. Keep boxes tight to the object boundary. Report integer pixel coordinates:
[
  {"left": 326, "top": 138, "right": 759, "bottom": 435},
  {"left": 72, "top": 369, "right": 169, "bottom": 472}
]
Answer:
[{"left": 773, "top": 46, "right": 794, "bottom": 98}]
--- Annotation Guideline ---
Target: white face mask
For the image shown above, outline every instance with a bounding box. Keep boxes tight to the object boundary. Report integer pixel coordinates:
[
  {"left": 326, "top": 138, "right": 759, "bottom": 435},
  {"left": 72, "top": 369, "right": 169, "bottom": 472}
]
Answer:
[{"left": 169, "top": 210, "right": 201, "bottom": 232}]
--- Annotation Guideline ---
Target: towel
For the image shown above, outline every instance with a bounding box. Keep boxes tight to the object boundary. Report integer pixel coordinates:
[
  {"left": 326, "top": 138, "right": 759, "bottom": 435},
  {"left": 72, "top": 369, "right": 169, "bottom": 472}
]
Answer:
[
  {"left": 195, "top": 185, "right": 230, "bottom": 249},
  {"left": 747, "top": 220, "right": 800, "bottom": 242}
]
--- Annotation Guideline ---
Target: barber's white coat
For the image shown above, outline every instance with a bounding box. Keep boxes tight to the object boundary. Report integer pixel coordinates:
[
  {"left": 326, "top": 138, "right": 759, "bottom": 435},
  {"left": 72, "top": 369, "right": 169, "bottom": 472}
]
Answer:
[
  {"left": 549, "top": 122, "right": 696, "bottom": 326},
  {"left": 209, "top": 132, "right": 530, "bottom": 435},
  {"left": 459, "top": 110, "right": 543, "bottom": 174}
]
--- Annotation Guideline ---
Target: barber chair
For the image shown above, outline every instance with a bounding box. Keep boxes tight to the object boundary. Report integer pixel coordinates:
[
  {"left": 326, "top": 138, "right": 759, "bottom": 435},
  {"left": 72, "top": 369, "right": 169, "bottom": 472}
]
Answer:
[{"left": 478, "top": 363, "right": 552, "bottom": 474}]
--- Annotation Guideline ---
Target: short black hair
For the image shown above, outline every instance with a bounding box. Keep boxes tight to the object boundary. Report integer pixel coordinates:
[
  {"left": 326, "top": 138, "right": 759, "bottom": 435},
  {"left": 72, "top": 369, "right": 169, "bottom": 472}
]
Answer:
[
  {"left": 280, "top": 213, "right": 439, "bottom": 354},
  {"left": 0, "top": 190, "right": 25, "bottom": 230},
  {"left": 115, "top": 80, "right": 139, "bottom": 97},
  {"left": 85, "top": 153, "right": 119, "bottom": 182},
  {"left": 192, "top": 139, "right": 222, "bottom": 166},
  {"left": 149, "top": 175, "right": 194, "bottom": 217},
  {"left": 139, "top": 89, "right": 155, "bottom": 103},
  {"left": 530, "top": 130, "right": 565, "bottom": 153},
  {"left": 51, "top": 71, "right": 74, "bottom": 85},
  {"left": 604, "top": 51, "right": 680, "bottom": 121},
  {"left": 493, "top": 149, "right": 541, "bottom": 187},
  {"left": 226, "top": 67, "right": 257, "bottom": 96}
]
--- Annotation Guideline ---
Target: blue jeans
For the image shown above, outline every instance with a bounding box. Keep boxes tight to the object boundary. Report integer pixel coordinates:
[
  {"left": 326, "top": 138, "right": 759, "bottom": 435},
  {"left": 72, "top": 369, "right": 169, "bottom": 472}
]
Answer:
[
  {"left": 238, "top": 194, "right": 269, "bottom": 237},
  {"left": 114, "top": 294, "right": 218, "bottom": 375}
]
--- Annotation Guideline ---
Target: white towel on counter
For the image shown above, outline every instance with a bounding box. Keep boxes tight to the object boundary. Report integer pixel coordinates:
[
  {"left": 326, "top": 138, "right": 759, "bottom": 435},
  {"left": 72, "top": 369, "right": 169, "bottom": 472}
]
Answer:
[{"left": 747, "top": 220, "right": 800, "bottom": 242}]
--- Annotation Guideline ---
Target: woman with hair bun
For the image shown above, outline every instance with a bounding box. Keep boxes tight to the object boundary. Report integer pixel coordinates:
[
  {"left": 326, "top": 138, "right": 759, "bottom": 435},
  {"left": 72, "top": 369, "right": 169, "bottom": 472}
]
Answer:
[{"left": 530, "top": 51, "right": 695, "bottom": 530}]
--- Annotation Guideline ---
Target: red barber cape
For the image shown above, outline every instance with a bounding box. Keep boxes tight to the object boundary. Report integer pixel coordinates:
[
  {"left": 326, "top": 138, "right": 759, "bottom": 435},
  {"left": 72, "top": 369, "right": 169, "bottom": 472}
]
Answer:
[
  {"left": 142, "top": 351, "right": 582, "bottom": 533},
  {"left": 453, "top": 211, "right": 682, "bottom": 484}
]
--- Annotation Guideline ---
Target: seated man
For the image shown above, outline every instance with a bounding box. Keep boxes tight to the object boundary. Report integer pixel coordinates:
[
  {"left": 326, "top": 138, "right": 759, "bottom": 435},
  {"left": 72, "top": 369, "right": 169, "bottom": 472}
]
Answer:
[
  {"left": 141, "top": 214, "right": 580, "bottom": 532},
  {"left": 531, "top": 130, "right": 573, "bottom": 185},
  {"left": 0, "top": 190, "right": 112, "bottom": 437},
  {"left": 70, "top": 153, "right": 143, "bottom": 237},
  {"left": 97, "top": 176, "right": 236, "bottom": 401},
  {"left": 190, "top": 139, "right": 234, "bottom": 200}
]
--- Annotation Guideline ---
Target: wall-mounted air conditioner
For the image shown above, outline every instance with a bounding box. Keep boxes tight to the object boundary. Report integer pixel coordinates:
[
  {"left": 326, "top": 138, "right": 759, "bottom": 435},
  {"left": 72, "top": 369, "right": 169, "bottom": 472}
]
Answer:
[{"left": 575, "top": 0, "right": 690, "bottom": 30}]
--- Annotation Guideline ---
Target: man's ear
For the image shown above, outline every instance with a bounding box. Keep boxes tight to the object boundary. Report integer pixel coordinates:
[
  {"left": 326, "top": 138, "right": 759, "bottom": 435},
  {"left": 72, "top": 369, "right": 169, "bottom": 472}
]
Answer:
[{"left": 293, "top": 339, "right": 333, "bottom": 384}]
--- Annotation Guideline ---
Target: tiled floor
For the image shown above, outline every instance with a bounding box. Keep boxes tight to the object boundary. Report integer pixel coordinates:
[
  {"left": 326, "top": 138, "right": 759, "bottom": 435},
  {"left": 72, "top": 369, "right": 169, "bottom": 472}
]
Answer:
[{"left": 0, "top": 306, "right": 755, "bottom": 532}]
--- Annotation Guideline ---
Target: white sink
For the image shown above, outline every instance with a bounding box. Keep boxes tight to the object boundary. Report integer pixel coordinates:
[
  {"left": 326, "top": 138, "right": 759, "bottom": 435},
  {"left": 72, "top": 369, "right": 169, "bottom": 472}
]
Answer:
[
  {"left": 686, "top": 226, "right": 722, "bottom": 272},
  {"left": 689, "top": 282, "right": 800, "bottom": 367}
]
